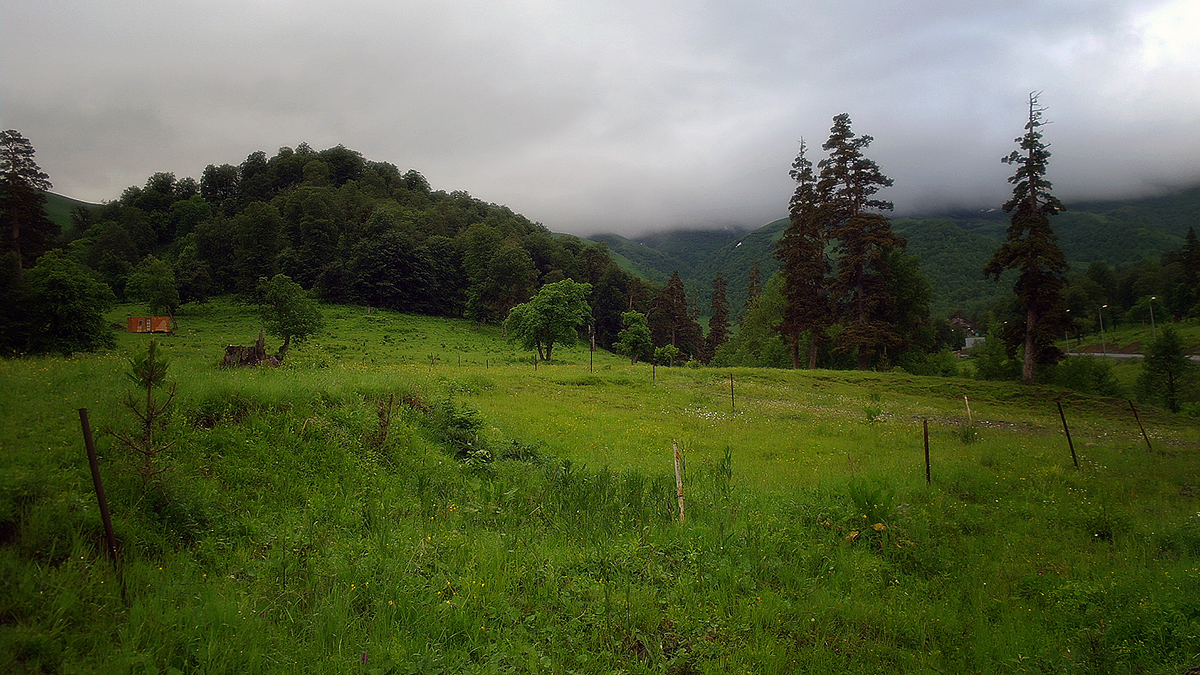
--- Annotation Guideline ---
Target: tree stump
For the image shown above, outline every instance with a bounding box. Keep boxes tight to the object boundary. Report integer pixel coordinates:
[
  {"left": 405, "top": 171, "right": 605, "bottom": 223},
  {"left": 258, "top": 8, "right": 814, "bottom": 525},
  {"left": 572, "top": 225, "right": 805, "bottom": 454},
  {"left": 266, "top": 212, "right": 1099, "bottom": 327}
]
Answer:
[{"left": 221, "top": 329, "right": 288, "bottom": 367}]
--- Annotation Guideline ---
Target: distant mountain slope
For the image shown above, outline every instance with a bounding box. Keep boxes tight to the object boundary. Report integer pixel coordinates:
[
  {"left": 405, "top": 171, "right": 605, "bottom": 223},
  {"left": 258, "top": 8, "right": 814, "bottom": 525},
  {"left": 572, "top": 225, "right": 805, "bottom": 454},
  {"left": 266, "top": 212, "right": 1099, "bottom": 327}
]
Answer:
[{"left": 590, "top": 185, "right": 1200, "bottom": 320}]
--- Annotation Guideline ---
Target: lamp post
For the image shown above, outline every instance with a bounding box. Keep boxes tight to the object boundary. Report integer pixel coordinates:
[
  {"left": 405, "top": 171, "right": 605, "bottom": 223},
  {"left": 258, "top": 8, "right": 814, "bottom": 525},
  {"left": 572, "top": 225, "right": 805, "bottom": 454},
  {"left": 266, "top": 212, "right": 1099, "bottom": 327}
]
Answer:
[
  {"left": 1099, "top": 304, "right": 1108, "bottom": 357},
  {"left": 1064, "top": 308, "right": 1071, "bottom": 353},
  {"left": 1149, "top": 296, "right": 1157, "bottom": 340}
]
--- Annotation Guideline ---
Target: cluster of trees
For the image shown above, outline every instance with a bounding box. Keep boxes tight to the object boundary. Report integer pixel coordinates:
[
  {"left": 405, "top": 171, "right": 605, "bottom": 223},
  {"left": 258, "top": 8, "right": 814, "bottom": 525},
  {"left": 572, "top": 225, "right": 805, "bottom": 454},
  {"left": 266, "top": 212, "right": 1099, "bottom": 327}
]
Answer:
[
  {"left": 766, "top": 114, "right": 935, "bottom": 371},
  {"left": 1056, "top": 229, "right": 1200, "bottom": 334}
]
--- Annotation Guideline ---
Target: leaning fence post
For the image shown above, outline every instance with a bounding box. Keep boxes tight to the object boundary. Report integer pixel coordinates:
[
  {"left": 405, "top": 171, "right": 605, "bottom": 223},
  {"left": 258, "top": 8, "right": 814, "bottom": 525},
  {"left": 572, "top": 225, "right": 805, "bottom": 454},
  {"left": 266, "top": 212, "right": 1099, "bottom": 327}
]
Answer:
[
  {"left": 1128, "top": 400, "right": 1153, "bottom": 452},
  {"left": 963, "top": 395, "right": 973, "bottom": 426},
  {"left": 1056, "top": 401, "right": 1079, "bottom": 468},
  {"left": 672, "top": 441, "right": 686, "bottom": 524},
  {"left": 79, "top": 409, "right": 119, "bottom": 567},
  {"left": 730, "top": 374, "right": 735, "bottom": 410},
  {"left": 923, "top": 418, "right": 931, "bottom": 485}
]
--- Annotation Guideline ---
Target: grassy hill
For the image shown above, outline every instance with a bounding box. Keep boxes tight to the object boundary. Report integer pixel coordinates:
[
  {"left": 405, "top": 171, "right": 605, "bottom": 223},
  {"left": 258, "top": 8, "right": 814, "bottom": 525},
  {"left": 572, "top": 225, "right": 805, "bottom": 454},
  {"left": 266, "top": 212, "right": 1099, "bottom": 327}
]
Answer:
[
  {"left": 42, "top": 191, "right": 98, "bottom": 233},
  {"left": 2, "top": 300, "right": 1198, "bottom": 673}
]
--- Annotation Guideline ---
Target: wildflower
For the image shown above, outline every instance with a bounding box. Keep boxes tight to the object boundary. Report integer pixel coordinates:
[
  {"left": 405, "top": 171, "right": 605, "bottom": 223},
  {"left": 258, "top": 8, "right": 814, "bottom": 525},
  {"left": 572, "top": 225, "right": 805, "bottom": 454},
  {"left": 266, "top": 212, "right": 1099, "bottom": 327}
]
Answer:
[{"left": 872, "top": 523, "right": 887, "bottom": 532}]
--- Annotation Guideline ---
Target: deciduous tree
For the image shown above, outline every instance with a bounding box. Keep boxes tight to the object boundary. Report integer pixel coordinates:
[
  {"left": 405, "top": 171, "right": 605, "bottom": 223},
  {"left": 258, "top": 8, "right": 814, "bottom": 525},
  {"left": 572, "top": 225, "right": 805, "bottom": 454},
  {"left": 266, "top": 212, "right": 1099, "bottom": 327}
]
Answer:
[
  {"left": 258, "top": 273, "right": 325, "bottom": 349},
  {"left": 126, "top": 255, "right": 181, "bottom": 327},
  {"left": 26, "top": 250, "right": 116, "bottom": 354},
  {"left": 504, "top": 279, "right": 592, "bottom": 361},
  {"left": 1137, "top": 326, "right": 1198, "bottom": 413},
  {"left": 614, "top": 311, "right": 653, "bottom": 365}
]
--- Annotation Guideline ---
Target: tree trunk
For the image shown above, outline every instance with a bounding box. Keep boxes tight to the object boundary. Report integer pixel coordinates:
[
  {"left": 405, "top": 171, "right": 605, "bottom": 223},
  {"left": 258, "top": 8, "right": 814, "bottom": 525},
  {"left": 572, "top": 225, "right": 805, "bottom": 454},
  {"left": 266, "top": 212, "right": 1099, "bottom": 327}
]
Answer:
[
  {"left": 1022, "top": 306, "right": 1037, "bottom": 384},
  {"left": 808, "top": 339, "right": 819, "bottom": 370}
]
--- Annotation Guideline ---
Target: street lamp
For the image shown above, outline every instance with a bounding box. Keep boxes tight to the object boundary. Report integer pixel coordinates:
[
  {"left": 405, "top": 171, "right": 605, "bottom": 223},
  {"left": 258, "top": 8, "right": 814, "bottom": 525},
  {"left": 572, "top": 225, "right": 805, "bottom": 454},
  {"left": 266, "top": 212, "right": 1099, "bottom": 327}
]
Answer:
[
  {"left": 1099, "top": 304, "right": 1108, "bottom": 357},
  {"left": 1149, "top": 296, "right": 1157, "bottom": 340},
  {"left": 1064, "top": 308, "right": 1071, "bottom": 352}
]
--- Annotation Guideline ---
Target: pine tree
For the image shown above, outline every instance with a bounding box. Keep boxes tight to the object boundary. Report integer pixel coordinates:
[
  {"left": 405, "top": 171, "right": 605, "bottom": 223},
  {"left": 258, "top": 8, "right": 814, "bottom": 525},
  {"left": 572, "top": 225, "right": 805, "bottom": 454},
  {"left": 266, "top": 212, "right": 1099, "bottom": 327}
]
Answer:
[
  {"left": 984, "top": 93, "right": 1069, "bottom": 384},
  {"left": 745, "top": 260, "right": 763, "bottom": 311},
  {"left": 649, "top": 271, "right": 702, "bottom": 359},
  {"left": 775, "top": 139, "right": 833, "bottom": 369},
  {"left": 819, "top": 114, "right": 905, "bottom": 370},
  {"left": 703, "top": 273, "right": 731, "bottom": 363},
  {"left": 0, "top": 130, "right": 60, "bottom": 271}
]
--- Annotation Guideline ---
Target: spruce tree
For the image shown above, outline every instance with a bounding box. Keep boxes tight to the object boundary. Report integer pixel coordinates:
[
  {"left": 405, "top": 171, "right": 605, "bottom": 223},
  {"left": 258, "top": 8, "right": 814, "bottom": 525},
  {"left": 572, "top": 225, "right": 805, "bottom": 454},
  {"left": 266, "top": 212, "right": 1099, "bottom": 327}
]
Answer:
[
  {"left": 704, "top": 273, "right": 731, "bottom": 363},
  {"left": 775, "top": 139, "right": 833, "bottom": 369},
  {"left": 649, "top": 271, "right": 702, "bottom": 360},
  {"left": 819, "top": 114, "right": 905, "bottom": 370},
  {"left": 984, "top": 93, "right": 1068, "bottom": 384}
]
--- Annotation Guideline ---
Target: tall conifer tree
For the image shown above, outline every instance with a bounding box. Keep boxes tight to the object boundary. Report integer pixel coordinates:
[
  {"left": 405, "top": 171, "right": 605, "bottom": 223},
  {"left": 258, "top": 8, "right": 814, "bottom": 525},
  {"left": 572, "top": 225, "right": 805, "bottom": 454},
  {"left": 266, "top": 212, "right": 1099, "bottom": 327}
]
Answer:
[
  {"left": 775, "top": 139, "right": 832, "bottom": 369},
  {"left": 704, "top": 273, "right": 730, "bottom": 363},
  {"left": 0, "top": 130, "right": 60, "bottom": 271},
  {"left": 818, "top": 114, "right": 905, "bottom": 370},
  {"left": 984, "top": 93, "right": 1068, "bottom": 384}
]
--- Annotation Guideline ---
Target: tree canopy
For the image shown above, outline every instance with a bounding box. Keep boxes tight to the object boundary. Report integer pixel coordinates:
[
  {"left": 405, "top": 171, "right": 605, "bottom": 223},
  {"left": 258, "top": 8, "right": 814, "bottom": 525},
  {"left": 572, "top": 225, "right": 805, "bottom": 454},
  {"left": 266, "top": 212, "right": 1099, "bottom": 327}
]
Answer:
[
  {"left": 258, "top": 273, "right": 325, "bottom": 347},
  {"left": 25, "top": 250, "right": 116, "bottom": 355},
  {"left": 504, "top": 279, "right": 593, "bottom": 362},
  {"left": 1, "top": 130, "right": 60, "bottom": 270}
]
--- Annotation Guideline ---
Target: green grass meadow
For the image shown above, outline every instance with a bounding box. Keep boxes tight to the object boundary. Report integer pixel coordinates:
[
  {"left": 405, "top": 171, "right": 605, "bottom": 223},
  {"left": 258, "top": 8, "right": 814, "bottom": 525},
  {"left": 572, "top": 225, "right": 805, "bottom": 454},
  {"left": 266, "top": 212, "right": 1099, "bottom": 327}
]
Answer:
[{"left": 2, "top": 300, "right": 1199, "bottom": 674}]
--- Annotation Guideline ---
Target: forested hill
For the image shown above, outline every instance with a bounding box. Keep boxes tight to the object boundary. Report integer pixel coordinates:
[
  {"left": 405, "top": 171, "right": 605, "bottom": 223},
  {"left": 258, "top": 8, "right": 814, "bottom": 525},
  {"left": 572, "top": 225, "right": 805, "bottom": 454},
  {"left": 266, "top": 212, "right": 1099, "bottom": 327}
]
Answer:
[
  {"left": 611, "top": 185, "right": 1200, "bottom": 320},
  {"left": 48, "top": 144, "right": 659, "bottom": 352}
]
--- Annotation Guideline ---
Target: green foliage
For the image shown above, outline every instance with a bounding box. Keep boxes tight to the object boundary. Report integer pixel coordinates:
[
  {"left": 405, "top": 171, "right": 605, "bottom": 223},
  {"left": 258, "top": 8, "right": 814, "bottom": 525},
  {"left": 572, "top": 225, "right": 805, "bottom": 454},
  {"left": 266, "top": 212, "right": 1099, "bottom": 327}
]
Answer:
[
  {"left": 125, "top": 254, "right": 180, "bottom": 320},
  {"left": 613, "top": 310, "right": 653, "bottom": 364},
  {"left": 503, "top": 279, "right": 592, "bottom": 361},
  {"left": 1047, "top": 356, "right": 1125, "bottom": 398},
  {"left": 109, "top": 340, "right": 177, "bottom": 484},
  {"left": 971, "top": 321, "right": 1022, "bottom": 381},
  {"left": 1137, "top": 326, "right": 1199, "bottom": 412},
  {"left": 653, "top": 343, "right": 681, "bottom": 367},
  {"left": 711, "top": 273, "right": 790, "bottom": 368},
  {"left": 24, "top": 250, "right": 116, "bottom": 354},
  {"left": 258, "top": 273, "right": 325, "bottom": 344},
  {"left": 648, "top": 271, "right": 703, "bottom": 359}
]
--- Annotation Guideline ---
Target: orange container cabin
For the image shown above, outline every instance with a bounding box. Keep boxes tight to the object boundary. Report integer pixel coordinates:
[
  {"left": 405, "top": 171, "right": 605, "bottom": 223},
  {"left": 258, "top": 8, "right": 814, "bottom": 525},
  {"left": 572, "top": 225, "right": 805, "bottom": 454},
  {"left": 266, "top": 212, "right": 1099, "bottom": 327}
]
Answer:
[{"left": 127, "top": 317, "right": 172, "bottom": 333}]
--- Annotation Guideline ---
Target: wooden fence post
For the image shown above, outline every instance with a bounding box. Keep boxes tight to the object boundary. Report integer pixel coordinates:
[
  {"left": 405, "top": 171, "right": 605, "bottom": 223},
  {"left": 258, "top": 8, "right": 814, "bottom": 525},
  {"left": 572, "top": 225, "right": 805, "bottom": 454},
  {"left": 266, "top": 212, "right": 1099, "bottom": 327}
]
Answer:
[
  {"left": 1057, "top": 401, "right": 1079, "bottom": 469},
  {"left": 730, "top": 374, "right": 735, "bottom": 410},
  {"left": 963, "top": 395, "right": 973, "bottom": 426},
  {"left": 79, "top": 409, "right": 119, "bottom": 567},
  {"left": 1128, "top": 400, "right": 1152, "bottom": 452},
  {"left": 673, "top": 442, "right": 686, "bottom": 524},
  {"left": 923, "top": 419, "right": 931, "bottom": 485}
]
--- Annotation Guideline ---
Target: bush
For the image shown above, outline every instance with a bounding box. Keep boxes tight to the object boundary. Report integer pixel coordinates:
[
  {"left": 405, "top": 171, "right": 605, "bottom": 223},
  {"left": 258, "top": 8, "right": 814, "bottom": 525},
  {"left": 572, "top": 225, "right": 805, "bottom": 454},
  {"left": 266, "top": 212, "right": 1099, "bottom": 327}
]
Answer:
[{"left": 1047, "top": 356, "right": 1124, "bottom": 397}]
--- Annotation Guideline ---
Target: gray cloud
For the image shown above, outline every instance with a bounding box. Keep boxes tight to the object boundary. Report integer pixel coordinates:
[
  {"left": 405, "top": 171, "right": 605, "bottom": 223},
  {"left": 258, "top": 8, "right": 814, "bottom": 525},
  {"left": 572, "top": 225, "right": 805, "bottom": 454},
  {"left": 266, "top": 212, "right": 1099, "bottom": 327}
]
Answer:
[{"left": 3, "top": 0, "right": 1198, "bottom": 235}]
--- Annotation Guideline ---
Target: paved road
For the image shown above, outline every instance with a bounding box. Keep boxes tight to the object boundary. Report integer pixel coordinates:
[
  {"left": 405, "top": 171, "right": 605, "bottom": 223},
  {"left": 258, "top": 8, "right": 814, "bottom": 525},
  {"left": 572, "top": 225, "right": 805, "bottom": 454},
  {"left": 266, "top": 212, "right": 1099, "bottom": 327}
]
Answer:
[{"left": 1066, "top": 351, "right": 1200, "bottom": 362}]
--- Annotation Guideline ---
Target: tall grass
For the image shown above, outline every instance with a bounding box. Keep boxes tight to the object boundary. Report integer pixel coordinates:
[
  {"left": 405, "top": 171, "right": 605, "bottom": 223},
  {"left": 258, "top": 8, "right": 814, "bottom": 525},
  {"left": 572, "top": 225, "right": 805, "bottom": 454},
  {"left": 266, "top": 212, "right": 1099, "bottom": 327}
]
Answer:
[{"left": 1, "top": 301, "right": 1198, "bottom": 673}]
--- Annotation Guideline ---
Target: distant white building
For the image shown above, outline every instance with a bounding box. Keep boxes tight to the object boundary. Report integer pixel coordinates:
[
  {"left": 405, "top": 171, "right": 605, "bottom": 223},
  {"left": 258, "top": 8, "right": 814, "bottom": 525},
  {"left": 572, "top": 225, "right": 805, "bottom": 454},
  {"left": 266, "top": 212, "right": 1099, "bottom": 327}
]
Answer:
[{"left": 964, "top": 336, "right": 986, "bottom": 349}]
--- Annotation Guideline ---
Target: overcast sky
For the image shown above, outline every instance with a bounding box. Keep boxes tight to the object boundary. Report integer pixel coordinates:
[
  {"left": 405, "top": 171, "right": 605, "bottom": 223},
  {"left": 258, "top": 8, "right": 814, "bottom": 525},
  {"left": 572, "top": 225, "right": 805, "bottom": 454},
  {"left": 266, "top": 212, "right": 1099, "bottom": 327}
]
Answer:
[{"left": 3, "top": 0, "right": 1198, "bottom": 236}]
